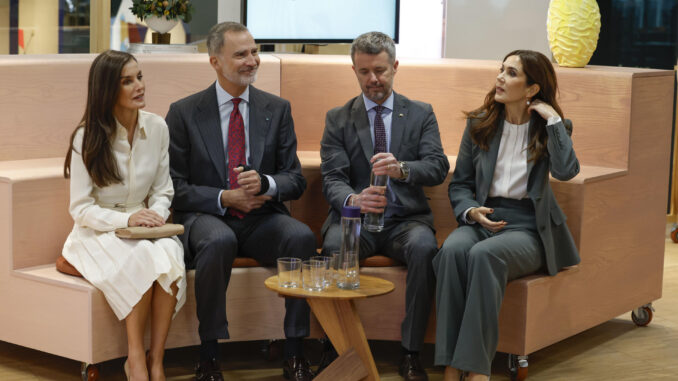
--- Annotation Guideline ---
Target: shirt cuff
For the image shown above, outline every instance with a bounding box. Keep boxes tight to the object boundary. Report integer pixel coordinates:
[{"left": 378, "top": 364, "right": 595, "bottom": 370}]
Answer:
[
  {"left": 149, "top": 206, "right": 170, "bottom": 222},
  {"left": 462, "top": 207, "right": 477, "bottom": 224},
  {"left": 113, "top": 211, "right": 133, "bottom": 229},
  {"left": 263, "top": 175, "right": 277, "bottom": 197},
  {"left": 547, "top": 116, "right": 562, "bottom": 126},
  {"left": 217, "top": 190, "right": 227, "bottom": 215}
]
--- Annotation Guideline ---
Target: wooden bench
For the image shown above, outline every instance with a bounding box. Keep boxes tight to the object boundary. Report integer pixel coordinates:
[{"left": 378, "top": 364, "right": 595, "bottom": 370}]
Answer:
[{"left": 0, "top": 53, "right": 672, "bottom": 377}]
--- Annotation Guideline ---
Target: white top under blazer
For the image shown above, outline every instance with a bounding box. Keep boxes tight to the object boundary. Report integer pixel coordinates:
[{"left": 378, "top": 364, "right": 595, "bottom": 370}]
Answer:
[{"left": 464, "top": 116, "right": 562, "bottom": 223}]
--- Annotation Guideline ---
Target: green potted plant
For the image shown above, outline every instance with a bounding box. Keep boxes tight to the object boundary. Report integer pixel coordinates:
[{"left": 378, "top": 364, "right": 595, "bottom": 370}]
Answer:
[{"left": 130, "top": 0, "right": 194, "bottom": 43}]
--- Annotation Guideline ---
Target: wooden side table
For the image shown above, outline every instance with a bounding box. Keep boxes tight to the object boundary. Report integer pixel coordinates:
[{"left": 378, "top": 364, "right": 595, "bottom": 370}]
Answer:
[{"left": 265, "top": 275, "right": 394, "bottom": 381}]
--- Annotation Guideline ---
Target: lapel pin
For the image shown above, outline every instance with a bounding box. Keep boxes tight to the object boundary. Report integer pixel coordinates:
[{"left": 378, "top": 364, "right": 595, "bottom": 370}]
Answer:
[{"left": 399, "top": 113, "right": 404, "bottom": 117}]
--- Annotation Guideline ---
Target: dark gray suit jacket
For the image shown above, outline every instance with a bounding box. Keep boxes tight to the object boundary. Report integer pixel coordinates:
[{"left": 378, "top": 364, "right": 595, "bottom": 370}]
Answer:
[
  {"left": 320, "top": 92, "right": 450, "bottom": 234},
  {"left": 449, "top": 114, "right": 581, "bottom": 275},
  {"left": 166, "top": 83, "right": 306, "bottom": 256}
]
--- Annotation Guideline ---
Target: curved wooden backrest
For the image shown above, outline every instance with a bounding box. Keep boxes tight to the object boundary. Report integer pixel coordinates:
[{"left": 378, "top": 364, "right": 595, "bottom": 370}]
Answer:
[
  {"left": 276, "top": 54, "right": 662, "bottom": 170},
  {"left": 0, "top": 54, "right": 280, "bottom": 161}
]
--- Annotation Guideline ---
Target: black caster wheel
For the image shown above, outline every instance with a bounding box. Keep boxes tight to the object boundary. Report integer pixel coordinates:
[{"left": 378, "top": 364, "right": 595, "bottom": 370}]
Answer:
[
  {"left": 631, "top": 305, "right": 654, "bottom": 326},
  {"left": 80, "top": 363, "right": 99, "bottom": 381},
  {"left": 508, "top": 354, "right": 528, "bottom": 381}
]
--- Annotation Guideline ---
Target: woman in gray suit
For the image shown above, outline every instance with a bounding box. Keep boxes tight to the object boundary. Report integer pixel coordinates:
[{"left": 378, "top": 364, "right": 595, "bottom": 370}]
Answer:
[{"left": 433, "top": 50, "right": 580, "bottom": 381}]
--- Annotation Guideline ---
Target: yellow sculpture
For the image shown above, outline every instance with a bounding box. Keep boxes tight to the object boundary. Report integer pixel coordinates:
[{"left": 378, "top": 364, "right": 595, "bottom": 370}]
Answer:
[{"left": 547, "top": 0, "right": 601, "bottom": 67}]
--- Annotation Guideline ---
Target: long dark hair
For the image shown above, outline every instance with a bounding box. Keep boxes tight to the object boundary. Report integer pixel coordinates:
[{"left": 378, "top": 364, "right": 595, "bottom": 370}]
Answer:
[
  {"left": 64, "top": 50, "right": 136, "bottom": 187},
  {"left": 465, "top": 49, "right": 566, "bottom": 162}
]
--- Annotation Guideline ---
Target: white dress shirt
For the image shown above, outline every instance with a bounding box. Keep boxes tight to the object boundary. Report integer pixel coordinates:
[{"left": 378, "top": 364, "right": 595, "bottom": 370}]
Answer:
[
  {"left": 489, "top": 120, "right": 530, "bottom": 199},
  {"left": 215, "top": 82, "right": 277, "bottom": 214}
]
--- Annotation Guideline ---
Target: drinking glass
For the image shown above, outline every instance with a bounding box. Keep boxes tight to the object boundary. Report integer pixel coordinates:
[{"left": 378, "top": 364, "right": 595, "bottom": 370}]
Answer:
[
  {"left": 364, "top": 168, "right": 388, "bottom": 232},
  {"left": 302, "top": 259, "right": 325, "bottom": 292},
  {"left": 336, "top": 250, "right": 360, "bottom": 289},
  {"left": 311, "top": 255, "right": 331, "bottom": 288},
  {"left": 277, "top": 257, "right": 301, "bottom": 288}
]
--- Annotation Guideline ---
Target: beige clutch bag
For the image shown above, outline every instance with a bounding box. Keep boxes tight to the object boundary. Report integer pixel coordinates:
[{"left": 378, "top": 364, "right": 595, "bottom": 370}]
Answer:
[{"left": 115, "top": 223, "right": 184, "bottom": 239}]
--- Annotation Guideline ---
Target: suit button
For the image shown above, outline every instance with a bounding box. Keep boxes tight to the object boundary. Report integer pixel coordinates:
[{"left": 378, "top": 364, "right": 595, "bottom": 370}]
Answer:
[{"left": 540, "top": 225, "right": 546, "bottom": 232}]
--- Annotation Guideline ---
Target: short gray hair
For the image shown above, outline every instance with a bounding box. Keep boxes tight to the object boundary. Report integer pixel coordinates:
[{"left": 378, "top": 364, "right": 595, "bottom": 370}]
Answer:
[
  {"left": 207, "top": 22, "right": 250, "bottom": 56},
  {"left": 350, "top": 31, "right": 396, "bottom": 64}
]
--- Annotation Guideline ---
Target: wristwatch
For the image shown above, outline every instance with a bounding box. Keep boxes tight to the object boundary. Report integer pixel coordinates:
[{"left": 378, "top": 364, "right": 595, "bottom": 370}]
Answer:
[{"left": 398, "top": 161, "right": 410, "bottom": 180}]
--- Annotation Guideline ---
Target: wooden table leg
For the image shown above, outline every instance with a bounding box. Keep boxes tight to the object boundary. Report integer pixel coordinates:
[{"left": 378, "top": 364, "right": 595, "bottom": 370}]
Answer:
[
  {"left": 307, "top": 298, "right": 380, "bottom": 381},
  {"left": 314, "top": 348, "right": 368, "bottom": 381}
]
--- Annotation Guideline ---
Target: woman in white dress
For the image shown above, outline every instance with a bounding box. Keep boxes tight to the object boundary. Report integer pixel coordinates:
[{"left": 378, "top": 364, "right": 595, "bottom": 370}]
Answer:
[{"left": 62, "top": 50, "right": 186, "bottom": 381}]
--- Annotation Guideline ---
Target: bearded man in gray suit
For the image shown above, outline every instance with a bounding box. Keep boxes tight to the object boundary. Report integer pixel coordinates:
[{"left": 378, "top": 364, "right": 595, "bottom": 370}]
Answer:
[
  {"left": 319, "top": 31, "right": 450, "bottom": 381},
  {"left": 166, "top": 22, "right": 315, "bottom": 381}
]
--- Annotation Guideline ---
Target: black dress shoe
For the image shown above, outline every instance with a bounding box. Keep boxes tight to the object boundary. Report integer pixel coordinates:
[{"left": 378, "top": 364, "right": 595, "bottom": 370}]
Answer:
[
  {"left": 283, "top": 356, "right": 315, "bottom": 381},
  {"left": 398, "top": 353, "right": 428, "bottom": 381},
  {"left": 316, "top": 346, "right": 338, "bottom": 374},
  {"left": 196, "top": 358, "right": 224, "bottom": 381}
]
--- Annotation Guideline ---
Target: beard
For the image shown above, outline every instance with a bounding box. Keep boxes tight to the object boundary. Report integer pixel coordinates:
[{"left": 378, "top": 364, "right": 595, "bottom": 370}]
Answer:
[
  {"left": 225, "top": 67, "right": 258, "bottom": 87},
  {"left": 365, "top": 87, "right": 388, "bottom": 103},
  {"left": 364, "top": 79, "right": 394, "bottom": 103},
  {"left": 367, "top": 92, "right": 385, "bottom": 103}
]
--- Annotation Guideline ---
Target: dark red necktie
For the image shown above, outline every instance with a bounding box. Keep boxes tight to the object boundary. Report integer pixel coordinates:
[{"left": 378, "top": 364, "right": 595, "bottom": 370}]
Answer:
[
  {"left": 227, "top": 98, "right": 246, "bottom": 218},
  {"left": 374, "top": 105, "right": 386, "bottom": 153}
]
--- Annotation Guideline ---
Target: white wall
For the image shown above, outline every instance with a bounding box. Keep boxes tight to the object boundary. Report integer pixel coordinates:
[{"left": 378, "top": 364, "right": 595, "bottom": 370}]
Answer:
[
  {"left": 444, "top": 0, "right": 551, "bottom": 60},
  {"left": 218, "top": 0, "right": 240, "bottom": 23},
  {"left": 397, "top": 0, "right": 445, "bottom": 59}
]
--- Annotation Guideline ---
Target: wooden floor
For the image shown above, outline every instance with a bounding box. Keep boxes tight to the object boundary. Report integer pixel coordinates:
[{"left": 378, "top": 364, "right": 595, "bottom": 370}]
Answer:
[{"left": 2, "top": 240, "right": 678, "bottom": 380}]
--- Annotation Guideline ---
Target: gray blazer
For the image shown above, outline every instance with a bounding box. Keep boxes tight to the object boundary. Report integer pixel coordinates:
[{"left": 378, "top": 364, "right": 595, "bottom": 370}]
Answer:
[
  {"left": 320, "top": 92, "right": 450, "bottom": 234},
  {"left": 166, "top": 83, "right": 306, "bottom": 255},
  {"left": 449, "top": 114, "right": 580, "bottom": 275}
]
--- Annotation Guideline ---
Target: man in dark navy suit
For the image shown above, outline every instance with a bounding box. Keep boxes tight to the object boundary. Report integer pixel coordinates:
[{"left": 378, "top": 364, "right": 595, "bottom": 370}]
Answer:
[{"left": 166, "top": 22, "right": 315, "bottom": 381}]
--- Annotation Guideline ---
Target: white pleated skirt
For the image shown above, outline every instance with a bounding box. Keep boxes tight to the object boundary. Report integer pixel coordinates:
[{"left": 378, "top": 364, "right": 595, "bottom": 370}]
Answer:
[{"left": 62, "top": 225, "right": 187, "bottom": 320}]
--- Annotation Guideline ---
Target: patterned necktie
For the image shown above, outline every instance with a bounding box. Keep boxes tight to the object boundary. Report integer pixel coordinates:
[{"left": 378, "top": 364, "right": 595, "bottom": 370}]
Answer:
[
  {"left": 227, "top": 98, "right": 246, "bottom": 218},
  {"left": 374, "top": 105, "right": 387, "bottom": 154},
  {"left": 373, "top": 104, "right": 398, "bottom": 211}
]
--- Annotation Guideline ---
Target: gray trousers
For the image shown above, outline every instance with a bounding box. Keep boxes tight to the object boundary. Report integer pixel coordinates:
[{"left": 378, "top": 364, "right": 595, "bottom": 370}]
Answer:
[
  {"left": 185, "top": 212, "right": 315, "bottom": 341},
  {"left": 433, "top": 199, "right": 544, "bottom": 375},
  {"left": 322, "top": 218, "right": 437, "bottom": 351}
]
